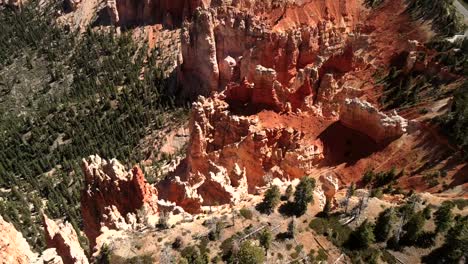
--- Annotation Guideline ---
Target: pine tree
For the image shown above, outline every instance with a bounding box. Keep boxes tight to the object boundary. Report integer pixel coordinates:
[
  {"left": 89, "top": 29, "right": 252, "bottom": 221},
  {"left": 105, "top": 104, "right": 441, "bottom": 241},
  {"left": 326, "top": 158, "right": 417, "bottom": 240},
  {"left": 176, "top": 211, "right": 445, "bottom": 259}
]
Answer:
[
  {"left": 423, "top": 216, "right": 468, "bottom": 263},
  {"left": 347, "top": 220, "right": 375, "bottom": 249},
  {"left": 374, "top": 208, "right": 395, "bottom": 242},
  {"left": 293, "top": 176, "right": 316, "bottom": 216},
  {"left": 322, "top": 198, "right": 332, "bottom": 217},
  {"left": 434, "top": 201, "right": 454, "bottom": 233},
  {"left": 259, "top": 229, "right": 272, "bottom": 255},
  {"left": 422, "top": 205, "right": 432, "bottom": 220},
  {"left": 403, "top": 211, "right": 425, "bottom": 244},
  {"left": 235, "top": 241, "right": 265, "bottom": 264},
  {"left": 258, "top": 185, "right": 281, "bottom": 214}
]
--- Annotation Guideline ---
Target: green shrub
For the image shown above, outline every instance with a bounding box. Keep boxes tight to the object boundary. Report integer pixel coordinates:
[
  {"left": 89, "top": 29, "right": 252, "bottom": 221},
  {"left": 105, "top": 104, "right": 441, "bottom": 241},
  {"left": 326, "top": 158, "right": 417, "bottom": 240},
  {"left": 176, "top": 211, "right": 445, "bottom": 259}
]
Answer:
[
  {"left": 439, "top": 81, "right": 468, "bottom": 158},
  {"left": 232, "top": 241, "right": 265, "bottom": 264},
  {"left": 309, "top": 217, "right": 352, "bottom": 247},
  {"left": 434, "top": 201, "right": 455, "bottom": 233},
  {"left": 317, "top": 248, "right": 328, "bottom": 261},
  {"left": 239, "top": 208, "right": 253, "bottom": 220},
  {"left": 256, "top": 185, "right": 281, "bottom": 214}
]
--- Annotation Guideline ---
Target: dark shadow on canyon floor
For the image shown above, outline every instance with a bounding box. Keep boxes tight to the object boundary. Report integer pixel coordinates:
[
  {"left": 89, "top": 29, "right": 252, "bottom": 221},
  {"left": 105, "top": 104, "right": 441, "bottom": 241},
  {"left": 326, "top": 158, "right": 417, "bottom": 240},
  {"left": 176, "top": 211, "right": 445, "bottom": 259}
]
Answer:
[{"left": 318, "top": 121, "right": 386, "bottom": 167}]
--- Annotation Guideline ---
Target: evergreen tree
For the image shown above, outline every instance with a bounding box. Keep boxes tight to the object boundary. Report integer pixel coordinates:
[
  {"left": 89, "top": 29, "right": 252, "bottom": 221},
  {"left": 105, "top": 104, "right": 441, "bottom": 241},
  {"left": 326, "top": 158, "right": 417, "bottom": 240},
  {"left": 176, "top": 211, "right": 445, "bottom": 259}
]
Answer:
[
  {"left": 347, "top": 220, "right": 375, "bottom": 249},
  {"left": 362, "top": 170, "right": 374, "bottom": 186},
  {"left": 234, "top": 241, "right": 265, "bottom": 264},
  {"left": 258, "top": 229, "right": 272, "bottom": 255},
  {"left": 403, "top": 211, "right": 425, "bottom": 244},
  {"left": 423, "top": 216, "right": 468, "bottom": 263},
  {"left": 257, "top": 185, "right": 281, "bottom": 214},
  {"left": 434, "top": 201, "right": 454, "bottom": 233},
  {"left": 322, "top": 198, "right": 332, "bottom": 217},
  {"left": 422, "top": 205, "right": 432, "bottom": 220},
  {"left": 293, "top": 176, "right": 316, "bottom": 216},
  {"left": 181, "top": 245, "right": 209, "bottom": 264},
  {"left": 374, "top": 208, "right": 395, "bottom": 242}
]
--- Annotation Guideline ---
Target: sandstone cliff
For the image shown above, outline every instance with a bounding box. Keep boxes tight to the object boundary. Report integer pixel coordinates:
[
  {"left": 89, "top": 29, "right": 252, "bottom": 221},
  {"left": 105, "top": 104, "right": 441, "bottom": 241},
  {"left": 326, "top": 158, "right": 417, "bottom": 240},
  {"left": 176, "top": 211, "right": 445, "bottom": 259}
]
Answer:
[
  {"left": 176, "top": 0, "right": 363, "bottom": 99},
  {"left": 157, "top": 95, "right": 325, "bottom": 213},
  {"left": 81, "top": 155, "right": 158, "bottom": 249}
]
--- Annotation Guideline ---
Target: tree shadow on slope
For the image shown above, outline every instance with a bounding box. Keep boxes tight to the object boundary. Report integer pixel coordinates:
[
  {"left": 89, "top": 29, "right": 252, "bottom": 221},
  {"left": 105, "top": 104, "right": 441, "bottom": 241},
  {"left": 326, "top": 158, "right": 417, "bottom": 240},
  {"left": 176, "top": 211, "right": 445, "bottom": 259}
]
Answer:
[{"left": 278, "top": 201, "right": 297, "bottom": 217}]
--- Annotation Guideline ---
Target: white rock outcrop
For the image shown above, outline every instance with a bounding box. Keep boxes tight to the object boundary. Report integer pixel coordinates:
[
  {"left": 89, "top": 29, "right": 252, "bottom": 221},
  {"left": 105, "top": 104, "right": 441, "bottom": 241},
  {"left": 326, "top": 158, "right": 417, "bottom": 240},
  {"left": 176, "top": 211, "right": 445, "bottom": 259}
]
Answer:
[
  {"left": 340, "top": 98, "right": 408, "bottom": 143},
  {"left": 43, "top": 214, "right": 89, "bottom": 264}
]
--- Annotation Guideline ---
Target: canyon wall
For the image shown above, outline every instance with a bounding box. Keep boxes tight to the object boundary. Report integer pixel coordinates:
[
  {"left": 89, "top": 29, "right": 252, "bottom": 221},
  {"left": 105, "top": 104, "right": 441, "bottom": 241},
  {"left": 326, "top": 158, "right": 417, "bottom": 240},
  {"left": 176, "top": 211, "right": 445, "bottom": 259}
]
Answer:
[
  {"left": 157, "top": 94, "right": 326, "bottom": 213},
  {"left": 144, "top": 0, "right": 395, "bottom": 213},
  {"left": 58, "top": 0, "right": 432, "bottom": 230},
  {"left": 178, "top": 0, "right": 364, "bottom": 99},
  {"left": 85, "top": 0, "right": 424, "bottom": 215},
  {"left": 104, "top": 0, "right": 364, "bottom": 100}
]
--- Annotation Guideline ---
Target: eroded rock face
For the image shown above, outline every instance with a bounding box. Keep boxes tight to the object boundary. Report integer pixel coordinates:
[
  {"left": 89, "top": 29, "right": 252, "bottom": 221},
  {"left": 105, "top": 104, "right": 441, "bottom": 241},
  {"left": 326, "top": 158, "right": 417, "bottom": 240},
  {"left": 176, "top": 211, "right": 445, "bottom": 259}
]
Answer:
[
  {"left": 339, "top": 98, "right": 408, "bottom": 143},
  {"left": 0, "top": 216, "right": 38, "bottom": 264},
  {"left": 81, "top": 155, "right": 158, "bottom": 249},
  {"left": 73, "top": 0, "right": 419, "bottom": 217},
  {"left": 180, "top": 8, "right": 220, "bottom": 98},
  {"left": 43, "top": 215, "right": 89, "bottom": 264},
  {"left": 158, "top": 95, "right": 325, "bottom": 212},
  {"left": 319, "top": 173, "right": 339, "bottom": 202}
]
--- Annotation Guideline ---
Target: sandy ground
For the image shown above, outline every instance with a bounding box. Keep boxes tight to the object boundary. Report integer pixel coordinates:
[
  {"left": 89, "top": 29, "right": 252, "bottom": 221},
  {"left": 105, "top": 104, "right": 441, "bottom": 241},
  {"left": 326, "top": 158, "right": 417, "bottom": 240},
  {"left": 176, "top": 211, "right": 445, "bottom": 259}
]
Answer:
[{"left": 105, "top": 185, "right": 467, "bottom": 263}]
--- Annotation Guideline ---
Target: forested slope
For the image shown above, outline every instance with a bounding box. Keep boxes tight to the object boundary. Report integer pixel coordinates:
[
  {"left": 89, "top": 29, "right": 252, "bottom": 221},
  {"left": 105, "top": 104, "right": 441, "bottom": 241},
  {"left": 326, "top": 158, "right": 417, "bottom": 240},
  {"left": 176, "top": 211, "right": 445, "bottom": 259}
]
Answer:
[{"left": 0, "top": 0, "right": 185, "bottom": 250}]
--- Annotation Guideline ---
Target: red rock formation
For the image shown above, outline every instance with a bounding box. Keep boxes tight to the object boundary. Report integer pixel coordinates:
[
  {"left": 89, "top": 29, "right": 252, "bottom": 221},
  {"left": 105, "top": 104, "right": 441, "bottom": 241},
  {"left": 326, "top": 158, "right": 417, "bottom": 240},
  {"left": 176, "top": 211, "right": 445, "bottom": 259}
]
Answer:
[
  {"left": 43, "top": 214, "right": 89, "bottom": 264},
  {"left": 98, "top": 0, "right": 445, "bottom": 213},
  {"left": 139, "top": 0, "right": 360, "bottom": 100},
  {"left": 81, "top": 155, "right": 158, "bottom": 249},
  {"left": 157, "top": 95, "right": 325, "bottom": 212},
  {"left": 339, "top": 98, "right": 409, "bottom": 144},
  {"left": 0, "top": 216, "right": 38, "bottom": 264},
  {"left": 250, "top": 65, "right": 284, "bottom": 112},
  {"left": 179, "top": 8, "right": 220, "bottom": 97}
]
